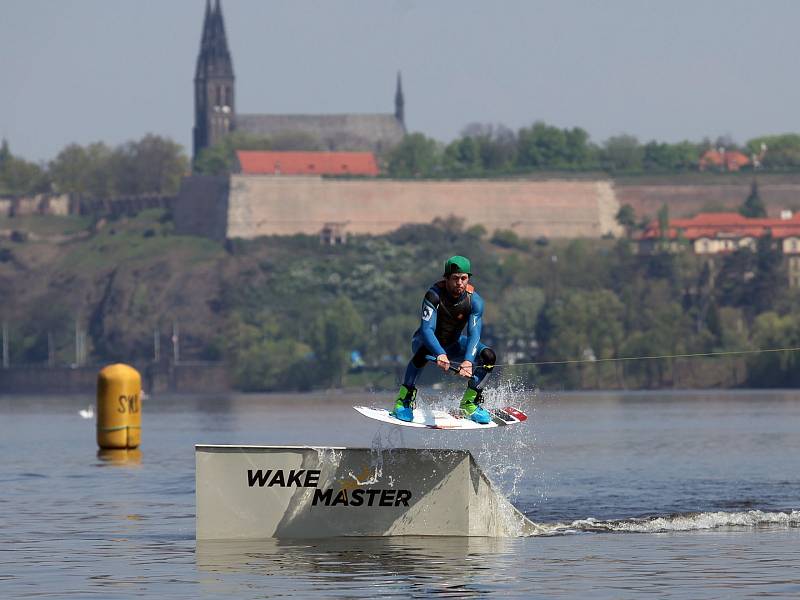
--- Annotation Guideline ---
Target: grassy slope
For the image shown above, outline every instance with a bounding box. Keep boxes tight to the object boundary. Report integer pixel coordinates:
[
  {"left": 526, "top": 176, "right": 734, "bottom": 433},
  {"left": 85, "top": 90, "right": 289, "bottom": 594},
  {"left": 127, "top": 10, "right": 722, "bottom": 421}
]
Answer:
[{"left": 0, "top": 210, "right": 227, "bottom": 364}]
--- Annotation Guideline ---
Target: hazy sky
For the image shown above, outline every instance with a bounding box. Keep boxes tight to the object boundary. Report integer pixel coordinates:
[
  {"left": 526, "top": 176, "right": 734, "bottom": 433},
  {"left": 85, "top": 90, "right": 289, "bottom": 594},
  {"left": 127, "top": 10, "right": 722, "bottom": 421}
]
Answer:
[{"left": 2, "top": 0, "right": 799, "bottom": 162}]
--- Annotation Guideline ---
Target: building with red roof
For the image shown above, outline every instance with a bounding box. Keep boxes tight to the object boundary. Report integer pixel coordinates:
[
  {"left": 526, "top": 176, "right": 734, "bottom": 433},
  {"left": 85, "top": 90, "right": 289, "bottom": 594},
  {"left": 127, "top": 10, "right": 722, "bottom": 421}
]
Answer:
[
  {"left": 639, "top": 211, "right": 800, "bottom": 254},
  {"left": 236, "top": 150, "right": 379, "bottom": 177},
  {"left": 698, "top": 149, "right": 751, "bottom": 172},
  {"left": 638, "top": 211, "right": 800, "bottom": 286}
]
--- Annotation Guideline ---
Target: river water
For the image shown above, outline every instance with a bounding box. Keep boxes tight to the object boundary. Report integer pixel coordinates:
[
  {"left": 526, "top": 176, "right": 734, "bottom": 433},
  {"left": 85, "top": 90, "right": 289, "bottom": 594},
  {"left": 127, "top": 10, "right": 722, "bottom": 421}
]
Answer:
[{"left": 1, "top": 387, "right": 799, "bottom": 598}]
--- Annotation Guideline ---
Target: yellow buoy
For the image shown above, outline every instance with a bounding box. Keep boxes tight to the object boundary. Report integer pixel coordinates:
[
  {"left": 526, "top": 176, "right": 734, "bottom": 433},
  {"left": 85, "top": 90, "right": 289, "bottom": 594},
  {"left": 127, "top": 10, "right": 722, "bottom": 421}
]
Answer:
[
  {"left": 96, "top": 363, "right": 142, "bottom": 449},
  {"left": 97, "top": 448, "right": 142, "bottom": 465}
]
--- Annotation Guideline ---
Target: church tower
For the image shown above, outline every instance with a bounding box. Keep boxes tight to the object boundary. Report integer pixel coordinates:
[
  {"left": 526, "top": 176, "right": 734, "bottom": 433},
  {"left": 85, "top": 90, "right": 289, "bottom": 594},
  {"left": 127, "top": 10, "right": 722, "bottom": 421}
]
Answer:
[
  {"left": 193, "top": 0, "right": 235, "bottom": 162},
  {"left": 394, "top": 71, "right": 405, "bottom": 130}
]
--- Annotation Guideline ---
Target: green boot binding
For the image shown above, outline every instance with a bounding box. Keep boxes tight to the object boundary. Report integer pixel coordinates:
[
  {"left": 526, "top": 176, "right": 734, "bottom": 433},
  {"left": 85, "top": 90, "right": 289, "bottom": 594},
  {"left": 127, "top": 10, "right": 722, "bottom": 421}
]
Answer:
[
  {"left": 392, "top": 384, "right": 417, "bottom": 422},
  {"left": 460, "top": 387, "right": 491, "bottom": 424}
]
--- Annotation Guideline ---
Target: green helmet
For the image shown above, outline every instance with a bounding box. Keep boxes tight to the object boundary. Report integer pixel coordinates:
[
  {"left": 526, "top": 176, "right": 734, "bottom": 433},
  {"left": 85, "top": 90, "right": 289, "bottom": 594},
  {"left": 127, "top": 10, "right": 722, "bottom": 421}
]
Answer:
[{"left": 443, "top": 255, "right": 472, "bottom": 277}]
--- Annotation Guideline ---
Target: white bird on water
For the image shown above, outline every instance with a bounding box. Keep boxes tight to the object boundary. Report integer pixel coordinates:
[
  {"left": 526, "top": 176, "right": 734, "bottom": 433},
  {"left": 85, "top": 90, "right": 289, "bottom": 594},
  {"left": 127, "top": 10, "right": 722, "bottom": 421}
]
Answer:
[{"left": 79, "top": 406, "right": 94, "bottom": 419}]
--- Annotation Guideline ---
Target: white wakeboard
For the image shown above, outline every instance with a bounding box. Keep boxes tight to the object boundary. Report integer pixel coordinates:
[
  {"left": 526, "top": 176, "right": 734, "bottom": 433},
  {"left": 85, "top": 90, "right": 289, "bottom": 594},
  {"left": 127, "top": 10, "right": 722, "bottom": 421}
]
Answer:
[{"left": 353, "top": 405, "right": 528, "bottom": 430}]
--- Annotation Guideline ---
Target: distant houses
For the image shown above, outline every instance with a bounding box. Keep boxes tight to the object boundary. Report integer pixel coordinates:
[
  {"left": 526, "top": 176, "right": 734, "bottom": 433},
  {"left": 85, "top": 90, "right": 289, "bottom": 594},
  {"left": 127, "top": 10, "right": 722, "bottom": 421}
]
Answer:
[
  {"left": 638, "top": 211, "right": 800, "bottom": 286},
  {"left": 698, "top": 149, "right": 751, "bottom": 172}
]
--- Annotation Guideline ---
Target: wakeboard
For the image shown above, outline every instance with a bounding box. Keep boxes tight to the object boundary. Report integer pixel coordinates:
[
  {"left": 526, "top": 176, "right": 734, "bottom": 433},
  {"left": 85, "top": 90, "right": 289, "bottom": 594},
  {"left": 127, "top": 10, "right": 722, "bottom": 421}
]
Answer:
[{"left": 353, "top": 405, "right": 527, "bottom": 430}]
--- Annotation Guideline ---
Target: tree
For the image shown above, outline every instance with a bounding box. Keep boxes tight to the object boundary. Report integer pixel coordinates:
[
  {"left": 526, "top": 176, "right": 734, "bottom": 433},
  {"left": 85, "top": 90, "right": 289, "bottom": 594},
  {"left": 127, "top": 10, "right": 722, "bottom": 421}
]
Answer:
[
  {"left": 739, "top": 179, "right": 766, "bottom": 218},
  {"left": 387, "top": 133, "right": 441, "bottom": 177},
  {"left": 641, "top": 140, "right": 700, "bottom": 171},
  {"left": 746, "top": 134, "right": 800, "bottom": 169},
  {"left": 226, "top": 312, "right": 312, "bottom": 391},
  {"left": 536, "top": 289, "right": 624, "bottom": 387},
  {"left": 0, "top": 139, "right": 10, "bottom": 169},
  {"left": 715, "top": 248, "right": 758, "bottom": 310},
  {"left": 615, "top": 203, "right": 636, "bottom": 238},
  {"left": 563, "top": 127, "right": 593, "bottom": 166},
  {"left": 479, "top": 124, "right": 518, "bottom": 170},
  {"left": 110, "top": 134, "right": 188, "bottom": 196},
  {"left": 516, "top": 121, "right": 568, "bottom": 168},
  {"left": 747, "top": 312, "right": 800, "bottom": 386},
  {"left": 0, "top": 156, "right": 49, "bottom": 196},
  {"left": 750, "top": 234, "right": 783, "bottom": 315},
  {"left": 0, "top": 140, "right": 50, "bottom": 196},
  {"left": 656, "top": 203, "right": 670, "bottom": 251},
  {"left": 193, "top": 131, "right": 274, "bottom": 175},
  {"left": 619, "top": 294, "right": 688, "bottom": 387},
  {"left": 50, "top": 136, "right": 187, "bottom": 197},
  {"left": 495, "top": 286, "right": 545, "bottom": 345},
  {"left": 601, "top": 134, "right": 643, "bottom": 172},
  {"left": 490, "top": 229, "right": 526, "bottom": 250},
  {"left": 50, "top": 142, "right": 114, "bottom": 197},
  {"left": 310, "top": 296, "right": 366, "bottom": 386},
  {"left": 443, "top": 136, "right": 481, "bottom": 174},
  {"left": 372, "top": 314, "right": 417, "bottom": 362}
]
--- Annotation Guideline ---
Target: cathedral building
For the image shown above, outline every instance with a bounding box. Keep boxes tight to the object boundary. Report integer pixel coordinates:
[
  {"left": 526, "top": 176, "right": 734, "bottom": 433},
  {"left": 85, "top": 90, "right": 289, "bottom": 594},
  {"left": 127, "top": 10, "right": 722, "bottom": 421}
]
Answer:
[{"left": 192, "top": 0, "right": 406, "bottom": 162}]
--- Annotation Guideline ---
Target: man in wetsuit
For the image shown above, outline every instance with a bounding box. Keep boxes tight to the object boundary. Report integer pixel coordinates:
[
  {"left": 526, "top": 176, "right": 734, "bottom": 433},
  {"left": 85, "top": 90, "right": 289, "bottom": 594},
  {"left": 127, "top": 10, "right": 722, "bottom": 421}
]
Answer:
[{"left": 392, "top": 255, "right": 495, "bottom": 424}]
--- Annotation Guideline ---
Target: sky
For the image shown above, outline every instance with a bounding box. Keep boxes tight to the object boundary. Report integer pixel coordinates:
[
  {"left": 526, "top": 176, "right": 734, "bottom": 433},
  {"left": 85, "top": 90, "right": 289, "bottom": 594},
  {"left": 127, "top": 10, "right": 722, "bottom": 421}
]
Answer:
[{"left": 2, "top": 0, "right": 799, "bottom": 162}]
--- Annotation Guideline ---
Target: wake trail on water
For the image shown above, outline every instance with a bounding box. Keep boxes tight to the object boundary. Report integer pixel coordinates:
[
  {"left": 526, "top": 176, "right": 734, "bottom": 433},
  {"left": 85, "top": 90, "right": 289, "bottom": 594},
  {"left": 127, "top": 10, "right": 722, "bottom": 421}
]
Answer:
[
  {"left": 531, "top": 509, "right": 800, "bottom": 536},
  {"left": 363, "top": 383, "right": 800, "bottom": 537}
]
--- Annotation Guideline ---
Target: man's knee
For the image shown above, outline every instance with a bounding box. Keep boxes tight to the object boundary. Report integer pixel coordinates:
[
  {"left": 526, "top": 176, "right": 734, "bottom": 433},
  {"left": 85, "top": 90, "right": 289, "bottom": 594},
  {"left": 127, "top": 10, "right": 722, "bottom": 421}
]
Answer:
[
  {"left": 411, "top": 347, "right": 429, "bottom": 368},
  {"left": 479, "top": 347, "right": 496, "bottom": 368}
]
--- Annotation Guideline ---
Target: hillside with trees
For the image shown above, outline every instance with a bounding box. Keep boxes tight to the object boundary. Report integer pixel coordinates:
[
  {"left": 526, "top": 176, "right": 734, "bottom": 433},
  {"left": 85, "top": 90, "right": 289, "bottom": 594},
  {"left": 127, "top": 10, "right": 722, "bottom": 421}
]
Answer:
[{"left": 2, "top": 209, "right": 800, "bottom": 391}]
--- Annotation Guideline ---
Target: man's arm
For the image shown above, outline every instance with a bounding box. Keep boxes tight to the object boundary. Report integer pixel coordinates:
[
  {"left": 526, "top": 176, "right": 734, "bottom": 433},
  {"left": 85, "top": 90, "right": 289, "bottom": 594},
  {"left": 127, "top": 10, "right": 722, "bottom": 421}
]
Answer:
[
  {"left": 419, "top": 289, "right": 447, "bottom": 358},
  {"left": 464, "top": 292, "right": 484, "bottom": 364}
]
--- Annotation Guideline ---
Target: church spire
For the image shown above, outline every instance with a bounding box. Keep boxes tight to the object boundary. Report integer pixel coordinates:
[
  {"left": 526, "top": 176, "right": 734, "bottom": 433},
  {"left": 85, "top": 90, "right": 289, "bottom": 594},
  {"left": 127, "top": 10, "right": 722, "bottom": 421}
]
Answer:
[
  {"left": 394, "top": 71, "right": 405, "bottom": 129},
  {"left": 193, "top": 0, "right": 235, "bottom": 162},
  {"left": 212, "top": 0, "right": 232, "bottom": 70}
]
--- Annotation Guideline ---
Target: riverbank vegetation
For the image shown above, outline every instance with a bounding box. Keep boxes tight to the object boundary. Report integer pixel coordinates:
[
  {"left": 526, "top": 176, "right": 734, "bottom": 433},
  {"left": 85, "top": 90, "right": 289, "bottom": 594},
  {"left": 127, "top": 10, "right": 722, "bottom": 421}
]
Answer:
[{"left": 2, "top": 210, "right": 800, "bottom": 391}]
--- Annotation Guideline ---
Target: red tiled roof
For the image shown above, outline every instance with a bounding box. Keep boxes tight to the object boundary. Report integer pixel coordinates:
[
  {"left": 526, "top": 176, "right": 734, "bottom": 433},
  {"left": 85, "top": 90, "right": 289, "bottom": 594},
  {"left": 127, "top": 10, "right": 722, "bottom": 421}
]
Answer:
[
  {"left": 639, "top": 212, "right": 800, "bottom": 240},
  {"left": 699, "top": 149, "right": 751, "bottom": 167},
  {"left": 236, "top": 150, "right": 379, "bottom": 176}
]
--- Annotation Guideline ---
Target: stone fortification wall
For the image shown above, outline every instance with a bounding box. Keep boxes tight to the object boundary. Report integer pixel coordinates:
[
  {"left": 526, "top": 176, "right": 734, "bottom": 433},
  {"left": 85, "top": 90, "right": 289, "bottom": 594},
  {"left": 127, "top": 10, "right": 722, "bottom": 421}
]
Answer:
[
  {"left": 174, "top": 176, "right": 230, "bottom": 240},
  {"left": 223, "top": 176, "right": 621, "bottom": 239},
  {"left": 1, "top": 193, "right": 178, "bottom": 220},
  {"left": 75, "top": 194, "right": 175, "bottom": 219},
  {"left": 616, "top": 180, "right": 800, "bottom": 220},
  {"left": 0, "top": 194, "right": 70, "bottom": 217}
]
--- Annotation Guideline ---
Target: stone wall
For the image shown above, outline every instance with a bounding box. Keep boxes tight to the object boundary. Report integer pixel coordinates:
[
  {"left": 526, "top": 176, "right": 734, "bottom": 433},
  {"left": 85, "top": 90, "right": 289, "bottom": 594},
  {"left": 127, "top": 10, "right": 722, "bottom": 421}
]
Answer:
[
  {"left": 0, "top": 193, "right": 175, "bottom": 220},
  {"left": 0, "top": 194, "right": 70, "bottom": 217},
  {"left": 616, "top": 180, "right": 800, "bottom": 220},
  {"left": 226, "top": 177, "right": 621, "bottom": 239},
  {"left": 174, "top": 176, "right": 231, "bottom": 240},
  {"left": 75, "top": 194, "right": 175, "bottom": 218},
  {"left": 174, "top": 175, "right": 622, "bottom": 240},
  {"left": 174, "top": 174, "right": 800, "bottom": 242}
]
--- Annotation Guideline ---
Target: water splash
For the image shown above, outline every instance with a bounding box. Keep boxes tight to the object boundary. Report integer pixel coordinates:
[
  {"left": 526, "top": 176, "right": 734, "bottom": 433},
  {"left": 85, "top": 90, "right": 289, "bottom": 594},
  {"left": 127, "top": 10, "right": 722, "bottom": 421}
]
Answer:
[
  {"left": 534, "top": 509, "right": 800, "bottom": 535},
  {"left": 473, "top": 377, "right": 539, "bottom": 501},
  {"left": 360, "top": 377, "right": 548, "bottom": 530}
]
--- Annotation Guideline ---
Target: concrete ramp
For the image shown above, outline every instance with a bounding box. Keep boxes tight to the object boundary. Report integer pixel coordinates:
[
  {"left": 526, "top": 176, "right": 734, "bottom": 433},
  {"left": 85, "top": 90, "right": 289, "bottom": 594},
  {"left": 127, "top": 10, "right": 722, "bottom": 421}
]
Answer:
[{"left": 196, "top": 445, "right": 543, "bottom": 539}]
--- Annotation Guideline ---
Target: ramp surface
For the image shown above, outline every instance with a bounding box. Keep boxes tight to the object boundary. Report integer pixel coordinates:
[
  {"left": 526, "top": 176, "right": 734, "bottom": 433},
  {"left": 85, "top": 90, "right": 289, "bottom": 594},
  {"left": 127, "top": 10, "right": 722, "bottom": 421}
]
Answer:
[{"left": 196, "top": 445, "right": 543, "bottom": 539}]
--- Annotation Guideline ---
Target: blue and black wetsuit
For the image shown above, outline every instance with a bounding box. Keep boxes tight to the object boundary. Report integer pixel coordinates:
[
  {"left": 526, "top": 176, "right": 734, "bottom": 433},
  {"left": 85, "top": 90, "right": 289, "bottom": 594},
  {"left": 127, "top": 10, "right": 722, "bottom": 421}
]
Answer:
[{"left": 402, "top": 280, "right": 496, "bottom": 391}]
